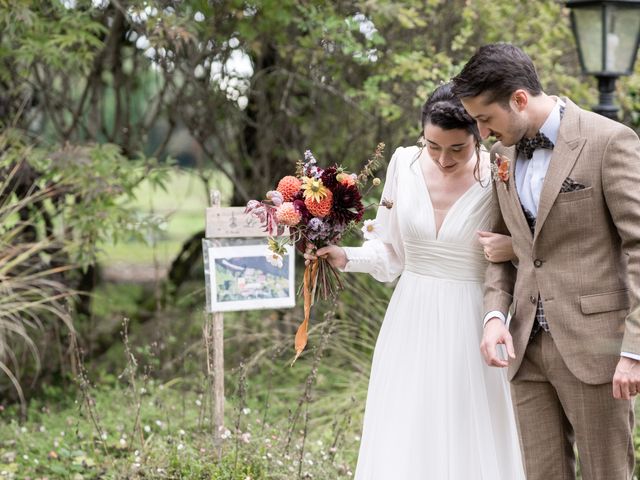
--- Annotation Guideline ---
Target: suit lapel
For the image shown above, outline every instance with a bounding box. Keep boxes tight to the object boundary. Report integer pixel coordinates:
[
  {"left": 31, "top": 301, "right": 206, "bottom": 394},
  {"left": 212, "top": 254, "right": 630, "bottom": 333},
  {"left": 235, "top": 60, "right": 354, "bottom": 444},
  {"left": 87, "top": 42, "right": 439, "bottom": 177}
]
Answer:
[
  {"left": 533, "top": 99, "right": 586, "bottom": 242},
  {"left": 495, "top": 144, "right": 532, "bottom": 237}
]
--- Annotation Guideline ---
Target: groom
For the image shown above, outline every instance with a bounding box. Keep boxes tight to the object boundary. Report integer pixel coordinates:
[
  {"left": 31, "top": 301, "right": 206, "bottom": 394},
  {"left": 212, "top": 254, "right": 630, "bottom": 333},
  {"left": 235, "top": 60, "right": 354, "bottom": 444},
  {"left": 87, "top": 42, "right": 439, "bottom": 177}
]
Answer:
[{"left": 452, "top": 43, "right": 640, "bottom": 479}]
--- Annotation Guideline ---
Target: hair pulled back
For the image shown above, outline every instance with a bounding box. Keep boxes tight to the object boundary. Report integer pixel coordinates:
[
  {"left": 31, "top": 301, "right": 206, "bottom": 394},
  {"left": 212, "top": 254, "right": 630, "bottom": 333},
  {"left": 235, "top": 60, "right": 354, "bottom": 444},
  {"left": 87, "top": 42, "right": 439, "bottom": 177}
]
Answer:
[
  {"left": 418, "top": 82, "right": 483, "bottom": 182},
  {"left": 421, "top": 82, "right": 480, "bottom": 142}
]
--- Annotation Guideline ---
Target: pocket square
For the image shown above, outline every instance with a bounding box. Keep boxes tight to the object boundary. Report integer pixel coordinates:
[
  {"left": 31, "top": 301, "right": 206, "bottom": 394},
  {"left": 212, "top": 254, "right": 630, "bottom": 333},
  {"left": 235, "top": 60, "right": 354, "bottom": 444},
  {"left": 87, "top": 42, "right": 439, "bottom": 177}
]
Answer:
[{"left": 560, "top": 177, "right": 587, "bottom": 193}]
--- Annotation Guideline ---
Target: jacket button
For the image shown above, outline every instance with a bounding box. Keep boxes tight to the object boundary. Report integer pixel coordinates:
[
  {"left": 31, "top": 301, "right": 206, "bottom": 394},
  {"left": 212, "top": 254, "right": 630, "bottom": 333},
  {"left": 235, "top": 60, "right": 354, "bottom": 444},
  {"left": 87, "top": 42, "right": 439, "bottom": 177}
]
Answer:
[
  {"left": 534, "top": 259, "right": 543, "bottom": 267},
  {"left": 530, "top": 295, "right": 537, "bottom": 304}
]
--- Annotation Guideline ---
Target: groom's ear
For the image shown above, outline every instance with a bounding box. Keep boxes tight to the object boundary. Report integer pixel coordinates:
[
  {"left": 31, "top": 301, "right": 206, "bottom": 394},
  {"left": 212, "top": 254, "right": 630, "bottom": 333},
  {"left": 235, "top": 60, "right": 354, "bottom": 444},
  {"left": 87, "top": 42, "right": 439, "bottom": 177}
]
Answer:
[{"left": 510, "top": 90, "right": 528, "bottom": 112}]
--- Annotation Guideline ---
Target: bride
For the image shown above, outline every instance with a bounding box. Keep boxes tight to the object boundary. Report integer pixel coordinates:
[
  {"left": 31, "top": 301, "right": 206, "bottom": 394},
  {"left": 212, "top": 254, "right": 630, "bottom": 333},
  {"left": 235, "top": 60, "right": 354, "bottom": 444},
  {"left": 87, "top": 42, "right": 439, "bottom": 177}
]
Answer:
[{"left": 309, "top": 83, "right": 525, "bottom": 479}]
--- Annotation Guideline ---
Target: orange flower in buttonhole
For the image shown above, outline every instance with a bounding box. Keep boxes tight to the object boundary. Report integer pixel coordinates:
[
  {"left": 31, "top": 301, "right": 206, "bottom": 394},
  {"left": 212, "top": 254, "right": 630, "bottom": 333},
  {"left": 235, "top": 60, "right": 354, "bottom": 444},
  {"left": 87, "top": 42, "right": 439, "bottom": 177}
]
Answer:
[{"left": 492, "top": 154, "right": 510, "bottom": 184}]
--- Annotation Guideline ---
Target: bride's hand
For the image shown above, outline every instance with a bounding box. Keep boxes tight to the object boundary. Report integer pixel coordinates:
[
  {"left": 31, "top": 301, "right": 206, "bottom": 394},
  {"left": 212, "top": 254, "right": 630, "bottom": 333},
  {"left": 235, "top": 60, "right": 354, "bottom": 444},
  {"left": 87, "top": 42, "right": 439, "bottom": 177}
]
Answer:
[
  {"left": 477, "top": 231, "right": 515, "bottom": 263},
  {"left": 303, "top": 245, "right": 348, "bottom": 270}
]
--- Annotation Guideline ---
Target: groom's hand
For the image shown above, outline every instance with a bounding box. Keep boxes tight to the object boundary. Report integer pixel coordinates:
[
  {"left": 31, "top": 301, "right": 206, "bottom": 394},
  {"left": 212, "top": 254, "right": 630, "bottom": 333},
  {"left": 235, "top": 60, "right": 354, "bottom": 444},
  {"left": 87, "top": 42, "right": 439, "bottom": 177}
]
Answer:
[
  {"left": 480, "top": 318, "right": 515, "bottom": 368},
  {"left": 612, "top": 356, "right": 640, "bottom": 400}
]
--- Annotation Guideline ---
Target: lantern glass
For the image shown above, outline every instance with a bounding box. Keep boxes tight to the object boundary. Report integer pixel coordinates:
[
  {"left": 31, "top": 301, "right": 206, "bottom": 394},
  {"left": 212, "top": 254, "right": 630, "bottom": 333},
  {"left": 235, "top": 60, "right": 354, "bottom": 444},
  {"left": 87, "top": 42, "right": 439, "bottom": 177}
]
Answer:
[
  {"left": 605, "top": 5, "right": 640, "bottom": 73},
  {"left": 572, "top": 2, "right": 640, "bottom": 74},
  {"left": 573, "top": 6, "right": 603, "bottom": 72}
]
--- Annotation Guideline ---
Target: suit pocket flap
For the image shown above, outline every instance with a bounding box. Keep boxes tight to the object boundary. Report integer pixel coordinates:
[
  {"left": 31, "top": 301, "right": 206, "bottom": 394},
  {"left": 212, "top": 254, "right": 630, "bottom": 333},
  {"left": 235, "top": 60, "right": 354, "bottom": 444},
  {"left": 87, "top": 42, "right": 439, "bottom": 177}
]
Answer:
[{"left": 580, "top": 290, "right": 629, "bottom": 314}]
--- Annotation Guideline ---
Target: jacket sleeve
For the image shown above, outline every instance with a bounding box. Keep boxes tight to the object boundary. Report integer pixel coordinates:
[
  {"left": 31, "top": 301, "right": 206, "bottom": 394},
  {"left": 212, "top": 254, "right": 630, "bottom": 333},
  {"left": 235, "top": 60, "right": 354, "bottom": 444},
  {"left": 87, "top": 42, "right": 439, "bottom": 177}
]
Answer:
[
  {"left": 602, "top": 126, "right": 640, "bottom": 355},
  {"left": 483, "top": 148, "right": 517, "bottom": 320}
]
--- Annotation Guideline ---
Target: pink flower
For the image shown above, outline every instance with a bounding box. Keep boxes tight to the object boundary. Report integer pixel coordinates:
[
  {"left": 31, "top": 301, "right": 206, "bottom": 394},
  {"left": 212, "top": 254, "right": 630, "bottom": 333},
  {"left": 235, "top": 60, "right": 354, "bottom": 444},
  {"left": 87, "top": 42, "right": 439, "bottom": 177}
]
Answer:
[
  {"left": 275, "top": 202, "right": 302, "bottom": 226},
  {"left": 266, "top": 190, "right": 284, "bottom": 206}
]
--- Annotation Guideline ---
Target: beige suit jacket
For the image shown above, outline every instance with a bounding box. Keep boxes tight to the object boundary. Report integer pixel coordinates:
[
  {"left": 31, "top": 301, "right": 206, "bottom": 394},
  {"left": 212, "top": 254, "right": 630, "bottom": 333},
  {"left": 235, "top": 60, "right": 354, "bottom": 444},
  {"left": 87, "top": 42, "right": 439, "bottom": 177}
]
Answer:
[{"left": 486, "top": 98, "right": 640, "bottom": 384}]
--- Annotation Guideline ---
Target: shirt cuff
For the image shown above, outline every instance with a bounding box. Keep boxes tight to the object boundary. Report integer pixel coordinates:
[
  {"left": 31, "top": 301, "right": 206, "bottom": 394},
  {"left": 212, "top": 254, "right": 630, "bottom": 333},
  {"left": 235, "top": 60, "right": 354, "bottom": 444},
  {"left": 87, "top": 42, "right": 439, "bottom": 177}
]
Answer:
[
  {"left": 341, "top": 246, "right": 372, "bottom": 273},
  {"left": 621, "top": 351, "right": 640, "bottom": 361},
  {"left": 483, "top": 311, "right": 506, "bottom": 327}
]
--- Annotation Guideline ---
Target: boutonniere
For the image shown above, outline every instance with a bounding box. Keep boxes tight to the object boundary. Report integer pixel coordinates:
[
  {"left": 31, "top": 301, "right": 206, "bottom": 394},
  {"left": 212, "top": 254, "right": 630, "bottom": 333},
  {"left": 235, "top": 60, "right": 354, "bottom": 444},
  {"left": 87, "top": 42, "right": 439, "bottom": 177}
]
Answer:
[{"left": 491, "top": 153, "right": 511, "bottom": 188}]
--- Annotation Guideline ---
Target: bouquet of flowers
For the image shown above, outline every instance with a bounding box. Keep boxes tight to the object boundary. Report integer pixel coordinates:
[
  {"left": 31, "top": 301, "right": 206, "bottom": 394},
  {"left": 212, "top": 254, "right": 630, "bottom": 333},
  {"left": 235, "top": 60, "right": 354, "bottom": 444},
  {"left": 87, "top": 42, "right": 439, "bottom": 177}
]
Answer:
[{"left": 246, "top": 143, "right": 385, "bottom": 363}]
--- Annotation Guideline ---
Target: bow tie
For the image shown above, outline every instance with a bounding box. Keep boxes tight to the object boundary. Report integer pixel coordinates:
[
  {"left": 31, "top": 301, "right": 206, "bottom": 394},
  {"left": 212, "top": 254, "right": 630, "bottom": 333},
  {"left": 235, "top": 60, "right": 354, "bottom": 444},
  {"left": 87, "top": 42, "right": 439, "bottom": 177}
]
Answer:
[{"left": 517, "top": 131, "right": 554, "bottom": 159}]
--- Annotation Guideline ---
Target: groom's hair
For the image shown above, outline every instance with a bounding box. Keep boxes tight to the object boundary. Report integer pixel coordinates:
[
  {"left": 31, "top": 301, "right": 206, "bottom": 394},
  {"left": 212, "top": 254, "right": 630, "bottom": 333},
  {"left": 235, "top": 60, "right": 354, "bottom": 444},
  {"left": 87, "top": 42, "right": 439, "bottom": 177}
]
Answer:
[{"left": 451, "top": 43, "right": 543, "bottom": 107}]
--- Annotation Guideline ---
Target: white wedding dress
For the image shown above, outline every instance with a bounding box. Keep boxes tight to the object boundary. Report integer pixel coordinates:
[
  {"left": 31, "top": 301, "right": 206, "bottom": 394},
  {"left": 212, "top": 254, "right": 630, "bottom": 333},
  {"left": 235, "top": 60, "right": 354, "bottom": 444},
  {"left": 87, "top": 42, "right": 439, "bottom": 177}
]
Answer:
[{"left": 343, "top": 146, "right": 525, "bottom": 479}]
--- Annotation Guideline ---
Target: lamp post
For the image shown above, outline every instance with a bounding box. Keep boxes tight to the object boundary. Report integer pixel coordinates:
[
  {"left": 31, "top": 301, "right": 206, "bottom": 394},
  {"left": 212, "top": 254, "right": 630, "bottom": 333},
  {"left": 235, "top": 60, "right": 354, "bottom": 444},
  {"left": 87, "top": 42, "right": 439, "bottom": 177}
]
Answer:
[{"left": 566, "top": 0, "right": 640, "bottom": 120}]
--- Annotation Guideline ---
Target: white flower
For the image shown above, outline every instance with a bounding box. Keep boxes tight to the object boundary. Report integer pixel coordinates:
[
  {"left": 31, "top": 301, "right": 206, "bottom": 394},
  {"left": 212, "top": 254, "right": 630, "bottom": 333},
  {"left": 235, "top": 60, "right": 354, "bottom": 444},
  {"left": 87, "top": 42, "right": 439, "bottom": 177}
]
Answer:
[
  {"left": 177, "top": 443, "right": 185, "bottom": 451},
  {"left": 220, "top": 428, "right": 232, "bottom": 440},
  {"left": 242, "top": 407, "right": 251, "bottom": 415},
  {"left": 240, "top": 432, "right": 251, "bottom": 443},
  {"left": 266, "top": 251, "right": 284, "bottom": 268},
  {"left": 361, "top": 219, "right": 379, "bottom": 240}
]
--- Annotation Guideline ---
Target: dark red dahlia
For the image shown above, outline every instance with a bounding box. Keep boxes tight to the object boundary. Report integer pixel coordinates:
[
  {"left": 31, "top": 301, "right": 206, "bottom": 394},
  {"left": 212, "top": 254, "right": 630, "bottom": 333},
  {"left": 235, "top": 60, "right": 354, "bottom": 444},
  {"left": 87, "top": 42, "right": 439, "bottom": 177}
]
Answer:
[
  {"left": 320, "top": 166, "right": 338, "bottom": 190},
  {"left": 331, "top": 182, "right": 364, "bottom": 224}
]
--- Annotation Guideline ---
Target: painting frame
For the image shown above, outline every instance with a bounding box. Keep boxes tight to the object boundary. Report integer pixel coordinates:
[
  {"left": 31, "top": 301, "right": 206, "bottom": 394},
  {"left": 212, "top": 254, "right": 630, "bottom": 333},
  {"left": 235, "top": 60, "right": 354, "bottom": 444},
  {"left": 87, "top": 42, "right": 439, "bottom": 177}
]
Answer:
[{"left": 202, "top": 238, "right": 295, "bottom": 313}]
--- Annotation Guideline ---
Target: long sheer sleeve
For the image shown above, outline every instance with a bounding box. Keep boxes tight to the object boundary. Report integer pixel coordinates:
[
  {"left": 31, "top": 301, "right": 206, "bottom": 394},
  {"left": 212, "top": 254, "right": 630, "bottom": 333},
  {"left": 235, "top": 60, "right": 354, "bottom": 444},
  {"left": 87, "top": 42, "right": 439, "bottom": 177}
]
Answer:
[{"left": 342, "top": 147, "right": 405, "bottom": 283}]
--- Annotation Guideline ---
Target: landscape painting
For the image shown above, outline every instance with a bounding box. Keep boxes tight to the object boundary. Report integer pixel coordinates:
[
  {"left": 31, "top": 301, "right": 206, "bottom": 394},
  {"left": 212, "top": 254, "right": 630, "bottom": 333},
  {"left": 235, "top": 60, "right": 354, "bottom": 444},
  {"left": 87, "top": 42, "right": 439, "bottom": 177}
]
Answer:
[{"left": 205, "top": 242, "right": 295, "bottom": 312}]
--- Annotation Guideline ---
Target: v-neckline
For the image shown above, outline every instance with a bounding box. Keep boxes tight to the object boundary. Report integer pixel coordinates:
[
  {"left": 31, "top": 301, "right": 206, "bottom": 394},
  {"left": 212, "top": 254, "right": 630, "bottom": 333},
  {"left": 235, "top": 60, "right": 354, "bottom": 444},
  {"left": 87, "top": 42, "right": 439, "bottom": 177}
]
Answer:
[{"left": 416, "top": 159, "right": 479, "bottom": 240}]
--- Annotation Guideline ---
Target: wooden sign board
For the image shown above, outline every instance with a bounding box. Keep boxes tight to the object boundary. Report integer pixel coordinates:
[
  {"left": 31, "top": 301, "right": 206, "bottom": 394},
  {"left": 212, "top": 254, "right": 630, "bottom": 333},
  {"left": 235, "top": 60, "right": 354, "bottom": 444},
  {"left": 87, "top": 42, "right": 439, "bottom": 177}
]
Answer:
[
  {"left": 203, "top": 203, "right": 295, "bottom": 314},
  {"left": 205, "top": 206, "right": 268, "bottom": 239}
]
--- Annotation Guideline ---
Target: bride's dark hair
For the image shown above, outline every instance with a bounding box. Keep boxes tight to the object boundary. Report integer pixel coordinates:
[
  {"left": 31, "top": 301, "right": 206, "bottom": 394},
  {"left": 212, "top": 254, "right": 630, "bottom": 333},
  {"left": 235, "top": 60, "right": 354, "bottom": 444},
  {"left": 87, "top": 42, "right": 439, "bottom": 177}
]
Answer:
[{"left": 417, "top": 82, "right": 483, "bottom": 182}]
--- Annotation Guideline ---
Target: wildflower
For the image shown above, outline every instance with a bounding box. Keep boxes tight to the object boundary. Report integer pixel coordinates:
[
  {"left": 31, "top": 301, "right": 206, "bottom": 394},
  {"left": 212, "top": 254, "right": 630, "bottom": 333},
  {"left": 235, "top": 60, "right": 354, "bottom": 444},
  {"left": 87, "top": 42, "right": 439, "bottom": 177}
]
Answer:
[
  {"left": 361, "top": 219, "right": 379, "bottom": 240},
  {"left": 220, "top": 428, "right": 232, "bottom": 440},
  {"left": 240, "top": 432, "right": 251, "bottom": 443},
  {"left": 143, "top": 425, "right": 151, "bottom": 433},
  {"left": 372, "top": 177, "right": 381, "bottom": 186},
  {"left": 195, "top": 399, "right": 202, "bottom": 407},
  {"left": 300, "top": 176, "right": 329, "bottom": 203},
  {"left": 304, "top": 150, "right": 316, "bottom": 164},
  {"left": 266, "top": 251, "right": 284, "bottom": 268},
  {"left": 177, "top": 443, "right": 185, "bottom": 451},
  {"left": 179, "top": 429, "right": 186, "bottom": 436},
  {"left": 242, "top": 407, "right": 251, "bottom": 415}
]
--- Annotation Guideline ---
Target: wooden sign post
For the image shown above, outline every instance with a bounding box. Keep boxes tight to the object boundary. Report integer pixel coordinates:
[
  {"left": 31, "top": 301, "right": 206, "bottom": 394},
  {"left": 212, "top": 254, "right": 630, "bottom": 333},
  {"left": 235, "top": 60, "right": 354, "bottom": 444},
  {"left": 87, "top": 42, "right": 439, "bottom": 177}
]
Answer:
[{"left": 203, "top": 191, "right": 292, "bottom": 456}]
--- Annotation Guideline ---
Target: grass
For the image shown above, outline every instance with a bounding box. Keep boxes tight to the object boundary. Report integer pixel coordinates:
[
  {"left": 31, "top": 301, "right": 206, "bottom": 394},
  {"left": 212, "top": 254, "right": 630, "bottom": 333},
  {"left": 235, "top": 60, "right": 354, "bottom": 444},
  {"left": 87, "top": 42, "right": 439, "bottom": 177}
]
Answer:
[
  {"left": 0, "top": 308, "right": 364, "bottom": 480},
  {"left": 98, "top": 168, "right": 232, "bottom": 267}
]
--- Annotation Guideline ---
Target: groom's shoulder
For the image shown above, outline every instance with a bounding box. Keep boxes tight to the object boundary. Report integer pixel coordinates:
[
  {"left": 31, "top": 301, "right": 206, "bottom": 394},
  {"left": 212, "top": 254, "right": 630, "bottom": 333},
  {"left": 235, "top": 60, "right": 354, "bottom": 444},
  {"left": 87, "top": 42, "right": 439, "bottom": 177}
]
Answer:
[{"left": 564, "top": 97, "right": 636, "bottom": 138}]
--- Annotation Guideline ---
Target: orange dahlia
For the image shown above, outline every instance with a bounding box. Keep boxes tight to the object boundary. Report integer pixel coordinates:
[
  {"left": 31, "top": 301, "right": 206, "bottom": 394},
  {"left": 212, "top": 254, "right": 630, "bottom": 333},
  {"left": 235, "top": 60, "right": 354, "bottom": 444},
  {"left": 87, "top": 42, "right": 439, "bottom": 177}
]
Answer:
[
  {"left": 275, "top": 202, "right": 301, "bottom": 226},
  {"left": 277, "top": 176, "right": 302, "bottom": 202},
  {"left": 305, "top": 190, "right": 333, "bottom": 218}
]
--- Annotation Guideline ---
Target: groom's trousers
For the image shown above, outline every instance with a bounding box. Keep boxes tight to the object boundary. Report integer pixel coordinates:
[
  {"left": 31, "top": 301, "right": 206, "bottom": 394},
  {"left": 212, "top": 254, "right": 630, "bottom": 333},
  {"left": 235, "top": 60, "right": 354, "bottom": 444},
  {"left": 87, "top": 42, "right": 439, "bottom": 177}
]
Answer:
[{"left": 510, "top": 331, "right": 635, "bottom": 480}]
